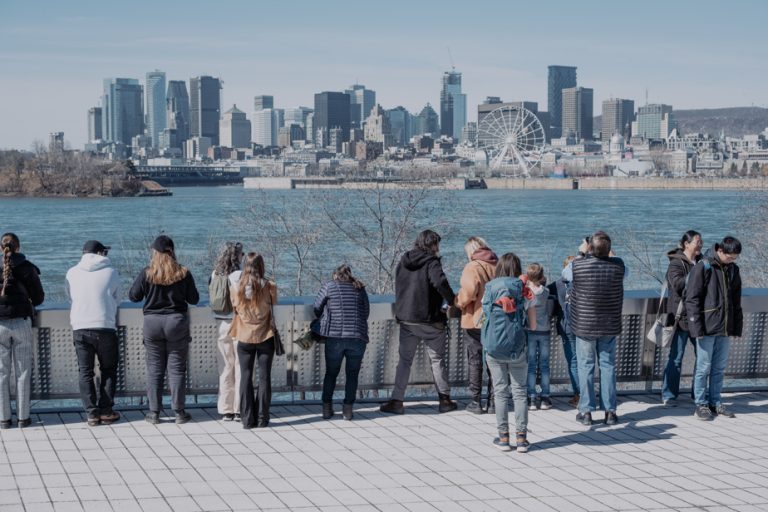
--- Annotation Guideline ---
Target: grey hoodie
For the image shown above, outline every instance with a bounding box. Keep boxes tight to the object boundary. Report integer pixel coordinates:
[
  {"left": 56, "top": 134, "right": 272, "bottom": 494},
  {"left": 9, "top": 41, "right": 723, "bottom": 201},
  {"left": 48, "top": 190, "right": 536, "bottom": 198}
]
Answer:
[{"left": 65, "top": 254, "right": 121, "bottom": 330}]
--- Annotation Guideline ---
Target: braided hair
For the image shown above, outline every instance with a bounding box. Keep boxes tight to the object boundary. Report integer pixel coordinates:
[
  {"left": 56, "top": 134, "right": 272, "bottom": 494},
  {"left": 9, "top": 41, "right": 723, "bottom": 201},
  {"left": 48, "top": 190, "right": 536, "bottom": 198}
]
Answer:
[{"left": 1, "top": 233, "right": 20, "bottom": 296}]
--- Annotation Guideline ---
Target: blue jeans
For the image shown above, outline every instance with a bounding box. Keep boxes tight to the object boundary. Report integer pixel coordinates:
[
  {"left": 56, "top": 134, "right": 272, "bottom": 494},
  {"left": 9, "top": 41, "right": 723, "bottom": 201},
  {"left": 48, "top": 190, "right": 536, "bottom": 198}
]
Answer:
[
  {"left": 661, "top": 329, "right": 697, "bottom": 401},
  {"left": 322, "top": 338, "right": 366, "bottom": 404},
  {"left": 576, "top": 335, "right": 617, "bottom": 413},
  {"left": 694, "top": 335, "right": 731, "bottom": 406},
  {"left": 561, "top": 331, "right": 580, "bottom": 395},
  {"left": 526, "top": 332, "right": 551, "bottom": 397},
  {"left": 487, "top": 352, "right": 528, "bottom": 434}
]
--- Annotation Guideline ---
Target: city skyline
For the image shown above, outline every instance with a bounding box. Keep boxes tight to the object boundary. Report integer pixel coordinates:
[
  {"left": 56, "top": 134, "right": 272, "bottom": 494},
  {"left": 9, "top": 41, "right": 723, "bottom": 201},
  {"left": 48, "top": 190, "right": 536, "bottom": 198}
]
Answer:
[{"left": 1, "top": 0, "right": 766, "bottom": 149}]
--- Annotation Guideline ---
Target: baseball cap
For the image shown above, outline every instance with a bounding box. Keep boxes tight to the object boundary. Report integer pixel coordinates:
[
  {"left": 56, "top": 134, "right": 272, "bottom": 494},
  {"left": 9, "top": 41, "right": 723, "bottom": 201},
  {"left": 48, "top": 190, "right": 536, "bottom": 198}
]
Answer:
[
  {"left": 151, "top": 235, "right": 175, "bottom": 253},
  {"left": 82, "top": 240, "right": 110, "bottom": 254}
]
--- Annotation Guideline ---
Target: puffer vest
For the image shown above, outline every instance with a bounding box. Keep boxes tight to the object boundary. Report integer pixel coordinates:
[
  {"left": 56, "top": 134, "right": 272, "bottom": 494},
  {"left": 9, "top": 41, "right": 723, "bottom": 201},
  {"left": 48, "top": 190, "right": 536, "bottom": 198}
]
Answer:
[{"left": 569, "top": 255, "right": 625, "bottom": 338}]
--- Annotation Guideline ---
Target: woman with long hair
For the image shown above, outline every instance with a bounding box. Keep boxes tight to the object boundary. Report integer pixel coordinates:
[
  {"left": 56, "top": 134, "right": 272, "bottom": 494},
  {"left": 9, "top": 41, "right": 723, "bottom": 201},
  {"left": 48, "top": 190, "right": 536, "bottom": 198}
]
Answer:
[
  {"left": 0, "top": 233, "right": 44, "bottom": 429},
  {"left": 314, "top": 264, "right": 370, "bottom": 421},
  {"left": 228, "top": 252, "right": 277, "bottom": 429},
  {"left": 210, "top": 242, "right": 243, "bottom": 421},
  {"left": 129, "top": 235, "right": 199, "bottom": 425},
  {"left": 454, "top": 236, "right": 497, "bottom": 414}
]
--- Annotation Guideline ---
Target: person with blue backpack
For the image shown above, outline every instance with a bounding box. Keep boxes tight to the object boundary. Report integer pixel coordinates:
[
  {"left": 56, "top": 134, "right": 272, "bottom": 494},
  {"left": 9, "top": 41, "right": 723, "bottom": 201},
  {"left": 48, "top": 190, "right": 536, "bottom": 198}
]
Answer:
[{"left": 482, "top": 252, "right": 532, "bottom": 453}]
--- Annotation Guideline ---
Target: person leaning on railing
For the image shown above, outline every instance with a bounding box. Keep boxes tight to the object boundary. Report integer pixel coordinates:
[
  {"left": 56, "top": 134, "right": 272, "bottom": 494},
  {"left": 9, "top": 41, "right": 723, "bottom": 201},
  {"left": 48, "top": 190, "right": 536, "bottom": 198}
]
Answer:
[{"left": 129, "top": 235, "right": 199, "bottom": 425}]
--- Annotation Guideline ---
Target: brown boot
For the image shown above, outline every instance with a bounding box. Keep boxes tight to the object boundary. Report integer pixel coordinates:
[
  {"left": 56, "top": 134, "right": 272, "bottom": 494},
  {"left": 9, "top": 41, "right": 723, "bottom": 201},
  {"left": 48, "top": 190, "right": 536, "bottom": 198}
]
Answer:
[
  {"left": 380, "top": 399, "right": 404, "bottom": 414},
  {"left": 438, "top": 394, "right": 457, "bottom": 413}
]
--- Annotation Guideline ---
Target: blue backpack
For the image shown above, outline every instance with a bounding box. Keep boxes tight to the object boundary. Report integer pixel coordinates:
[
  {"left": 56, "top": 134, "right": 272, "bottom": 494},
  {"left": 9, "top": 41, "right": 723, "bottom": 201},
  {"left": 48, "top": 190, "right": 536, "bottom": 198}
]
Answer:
[{"left": 480, "top": 277, "right": 527, "bottom": 359}]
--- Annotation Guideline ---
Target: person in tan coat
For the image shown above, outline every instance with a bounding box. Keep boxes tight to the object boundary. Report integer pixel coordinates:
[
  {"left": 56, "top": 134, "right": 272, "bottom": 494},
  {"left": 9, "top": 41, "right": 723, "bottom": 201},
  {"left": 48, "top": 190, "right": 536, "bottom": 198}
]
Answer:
[
  {"left": 454, "top": 236, "right": 498, "bottom": 414},
  {"left": 229, "top": 253, "right": 277, "bottom": 429}
]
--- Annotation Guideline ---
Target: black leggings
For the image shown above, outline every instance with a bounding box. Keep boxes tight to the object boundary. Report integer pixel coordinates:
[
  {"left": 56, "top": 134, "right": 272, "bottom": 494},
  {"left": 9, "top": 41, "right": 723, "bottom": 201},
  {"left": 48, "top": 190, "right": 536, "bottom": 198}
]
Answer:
[{"left": 238, "top": 338, "right": 275, "bottom": 426}]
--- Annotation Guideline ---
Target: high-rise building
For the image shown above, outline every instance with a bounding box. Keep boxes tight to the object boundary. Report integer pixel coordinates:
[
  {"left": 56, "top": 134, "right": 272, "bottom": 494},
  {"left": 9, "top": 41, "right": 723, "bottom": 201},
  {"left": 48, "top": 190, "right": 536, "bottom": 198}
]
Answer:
[
  {"left": 49, "top": 132, "right": 65, "bottom": 153},
  {"left": 440, "top": 70, "right": 466, "bottom": 141},
  {"left": 314, "top": 92, "right": 351, "bottom": 143},
  {"left": 364, "top": 104, "right": 392, "bottom": 147},
  {"left": 145, "top": 70, "right": 166, "bottom": 148},
  {"left": 102, "top": 78, "right": 144, "bottom": 146},
  {"left": 305, "top": 112, "right": 314, "bottom": 143},
  {"left": 562, "top": 87, "right": 593, "bottom": 141},
  {"left": 633, "top": 104, "right": 676, "bottom": 140},
  {"left": 277, "top": 124, "right": 305, "bottom": 148},
  {"left": 414, "top": 103, "right": 439, "bottom": 137},
  {"left": 345, "top": 84, "right": 376, "bottom": 130},
  {"left": 87, "top": 107, "right": 102, "bottom": 142},
  {"left": 164, "top": 80, "right": 190, "bottom": 149},
  {"left": 601, "top": 98, "right": 635, "bottom": 142},
  {"left": 284, "top": 107, "right": 313, "bottom": 131},
  {"left": 477, "top": 100, "right": 539, "bottom": 128},
  {"left": 253, "top": 95, "right": 274, "bottom": 112},
  {"left": 547, "top": 65, "right": 577, "bottom": 139},
  {"left": 253, "top": 108, "right": 276, "bottom": 147},
  {"left": 220, "top": 105, "right": 251, "bottom": 148},
  {"left": 461, "top": 122, "right": 477, "bottom": 145},
  {"left": 190, "top": 76, "right": 222, "bottom": 146},
  {"left": 385, "top": 106, "right": 411, "bottom": 147}
]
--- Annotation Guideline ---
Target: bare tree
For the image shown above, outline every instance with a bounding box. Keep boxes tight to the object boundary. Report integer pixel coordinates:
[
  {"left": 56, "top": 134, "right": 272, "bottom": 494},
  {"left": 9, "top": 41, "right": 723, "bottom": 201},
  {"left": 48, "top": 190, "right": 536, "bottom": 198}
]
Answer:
[
  {"left": 615, "top": 228, "right": 667, "bottom": 287},
  {"left": 737, "top": 191, "right": 768, "bottom": 287}
]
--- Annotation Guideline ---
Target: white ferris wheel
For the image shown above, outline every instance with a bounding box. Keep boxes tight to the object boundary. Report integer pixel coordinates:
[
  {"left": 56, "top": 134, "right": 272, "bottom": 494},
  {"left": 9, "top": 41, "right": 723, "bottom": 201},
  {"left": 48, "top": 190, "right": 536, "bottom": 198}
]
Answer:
[{"left": 477, "top": 106, "right": 546, "bottom": 175}]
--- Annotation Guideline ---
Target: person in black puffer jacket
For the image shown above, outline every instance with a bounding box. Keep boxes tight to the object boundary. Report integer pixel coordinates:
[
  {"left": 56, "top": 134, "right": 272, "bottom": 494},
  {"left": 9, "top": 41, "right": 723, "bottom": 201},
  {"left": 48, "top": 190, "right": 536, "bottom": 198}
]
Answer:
[
  {"left": 685, "top": 236, "right": 742, "bottom": 421},
  {"left": 314, "top": 264, "right": 370, "bottom": 421},
  {"left": 0, "top": 233, "right": 44, "bottom": 429},
  {"left": 661, "top": 231, "right": 702, "bottom": 406},
  {"left": 381, "top": 230, "right": 456, "bottom": 415}
]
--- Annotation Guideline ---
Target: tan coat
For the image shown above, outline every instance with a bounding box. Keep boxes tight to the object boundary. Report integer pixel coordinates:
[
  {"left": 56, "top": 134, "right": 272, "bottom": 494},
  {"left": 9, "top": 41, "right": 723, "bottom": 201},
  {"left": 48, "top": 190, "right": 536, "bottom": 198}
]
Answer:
[
  {"left": 455, "top": 260, "right": 496, "bottom": 329},
  {"left": 228, "top": 277, "right": 278, "bottom": 344}
]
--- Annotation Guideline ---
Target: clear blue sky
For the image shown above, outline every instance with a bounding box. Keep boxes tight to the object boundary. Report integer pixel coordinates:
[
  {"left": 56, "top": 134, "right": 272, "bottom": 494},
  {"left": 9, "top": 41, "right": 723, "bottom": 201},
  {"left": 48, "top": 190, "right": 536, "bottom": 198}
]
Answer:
[{"left": 1, "top": 0, "right": 765, "bottom": 149}]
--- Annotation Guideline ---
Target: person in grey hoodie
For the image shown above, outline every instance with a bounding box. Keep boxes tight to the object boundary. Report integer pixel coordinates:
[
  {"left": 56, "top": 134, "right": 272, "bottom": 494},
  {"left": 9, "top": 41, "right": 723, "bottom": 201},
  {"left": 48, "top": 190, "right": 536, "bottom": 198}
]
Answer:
[{"left": 65, "top": 240, "right": 121, "bottom": 426}]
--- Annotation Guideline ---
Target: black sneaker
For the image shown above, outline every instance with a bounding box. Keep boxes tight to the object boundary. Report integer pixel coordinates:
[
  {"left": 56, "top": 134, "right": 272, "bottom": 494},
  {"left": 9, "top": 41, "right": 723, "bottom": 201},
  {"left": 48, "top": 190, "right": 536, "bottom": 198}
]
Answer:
[
  {"left": 145, "top": 412, "right": 160, "bottom": 425},
  {"left": 17, "top": 418, "right": 31, "bottom": 428},
  {"left": 695, "top": 404, "right": 714, "bottom": 421},
  {"left": 539, "top": 397, "right": 553, "bottom": 410},
  {"left": 87, "top": 413, "right": 101, "bottom": 427},
  {"left": 604, "top": 411, "right": 618, "bottom": 425},
  {"left": 576, "top": 412, "right": 592, "bottom": 426},
  {"left": 527, "top": 397, "right": 538, "bottom": 411},
  {"left": 465, "top": 400, "right": 484, "bottom": 415},
  {"left": 710, "top": 404, "right": 735, "bottom": 418},
  {"left": 380, "top": 399, "right": 404, "bottom": 415},
  {"left": 175, "top": 410, "right": 192, "bottom": 424},
  {"left": 222, "top": 413, "right": 235, "bottom": 422},
  {"left": 0, "top": 420, "right": 11, "bottom": 430}
]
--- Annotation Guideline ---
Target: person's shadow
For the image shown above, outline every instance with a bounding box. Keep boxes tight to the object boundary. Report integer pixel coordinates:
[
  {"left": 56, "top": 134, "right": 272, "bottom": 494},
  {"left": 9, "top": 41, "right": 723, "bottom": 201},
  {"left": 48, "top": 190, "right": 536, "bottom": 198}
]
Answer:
[{"left": 533, "top": 420, "right": 677, "bottom": 451}]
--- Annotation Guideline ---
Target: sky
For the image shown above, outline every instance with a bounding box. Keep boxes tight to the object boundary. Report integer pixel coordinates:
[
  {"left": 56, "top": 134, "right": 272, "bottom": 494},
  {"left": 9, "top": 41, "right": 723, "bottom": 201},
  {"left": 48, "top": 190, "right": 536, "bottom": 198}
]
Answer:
[{"left": 1, "top": 0, "right": 766, "bottom": 150}]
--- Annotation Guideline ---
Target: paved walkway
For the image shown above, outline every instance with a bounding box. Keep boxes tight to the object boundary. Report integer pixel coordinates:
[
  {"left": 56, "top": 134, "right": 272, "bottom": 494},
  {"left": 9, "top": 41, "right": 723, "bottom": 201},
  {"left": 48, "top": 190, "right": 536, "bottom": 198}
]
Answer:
[{"left": 2, "top": 392, "right": 768, "bottom": 512}]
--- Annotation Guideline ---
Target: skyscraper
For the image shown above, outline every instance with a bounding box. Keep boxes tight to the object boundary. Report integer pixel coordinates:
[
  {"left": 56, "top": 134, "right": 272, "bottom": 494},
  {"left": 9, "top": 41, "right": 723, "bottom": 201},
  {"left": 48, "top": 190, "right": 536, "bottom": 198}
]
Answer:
[
  {"left": 345, "top": 84, "right": 376, "bottom": 130},
  {"left": 440, "top": 70, "right": 466, "bottom": 141},
  {"left": 253, "top": 108, "right": 276, "bottom": 147},
  {"left": 633, "top": 104, "right": 676, "bottom": 140},
  {"left": 164, "top": 80, "right": 190, "bottom": 149},
  {"left": 87, "top": 107, "right": 102, "bottom": 142},
  {"left": 284, "top": 107, "right": 313, "bottom": 131},
  {"left": 601, "top": 98, "right": 635, "bottom": 142},
  {"left": 548, "top": 65, "right": 577, "bottom": 139},
  {"left": 220, "top": 105, "right": 251, "bottom": 148},
  {"left": 562, "top": 87, "right": 593, "bottom": 141},
  {"left": 385, "top": 106, "right": 412, "bottom": 147},
  {"left": 364, "top": 104, "right": 392, "bottom": 147},
  {"left": 102, "top": 78, "right": 144, "bottom": 145},
  {"left": 254, "top": 95, "right": 274, "bottom": 111},
  {"left": 314, "top": 92, "right": 351, "bottom": 143},
  {"left": 414, "top": 103, "right": 439, "bottom": 137},
  {"left": 145, "top": 70, "right": 166, "bottom": 148},
  {"left": 190, "top": 76, "right": 222, "bottom": 146}
]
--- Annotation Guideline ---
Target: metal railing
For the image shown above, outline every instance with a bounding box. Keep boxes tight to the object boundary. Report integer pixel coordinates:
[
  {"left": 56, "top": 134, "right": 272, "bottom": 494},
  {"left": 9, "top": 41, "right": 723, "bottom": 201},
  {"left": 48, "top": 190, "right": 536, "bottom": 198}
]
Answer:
[{"left": 24, "top": 290, "right": 768, "bottom": 407}]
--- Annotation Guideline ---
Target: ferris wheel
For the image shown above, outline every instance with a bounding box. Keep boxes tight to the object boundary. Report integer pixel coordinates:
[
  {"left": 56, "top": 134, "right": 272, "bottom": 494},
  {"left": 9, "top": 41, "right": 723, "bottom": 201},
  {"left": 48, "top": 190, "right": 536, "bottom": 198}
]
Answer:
[{"left": 477, "top": 106, "right": 546, "bottom": 175}]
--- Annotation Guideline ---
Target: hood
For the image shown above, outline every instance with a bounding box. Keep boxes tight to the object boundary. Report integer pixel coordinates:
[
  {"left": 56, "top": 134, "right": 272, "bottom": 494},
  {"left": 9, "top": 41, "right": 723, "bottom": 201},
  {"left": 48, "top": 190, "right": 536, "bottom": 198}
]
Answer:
[
  {"left": 703, "top": 245, "right": 728, "bottom": 266},
  {"left": 667, "top": 247, "right": 701, "bottom": 264},
  {"left": 529, "top": 282, "right": 546, "bottom": 296},
  {"left": 471, "top": 248, "right": 498, "bottom": 265},
  {"left": 401, "top": 249, "right": 438, "bottom": 271},
  {"left": 0, "top": 252, "right": 28, "bottom": 269},
  {"left": 76, "top": 253, "right": 112, "bottom": 272}
]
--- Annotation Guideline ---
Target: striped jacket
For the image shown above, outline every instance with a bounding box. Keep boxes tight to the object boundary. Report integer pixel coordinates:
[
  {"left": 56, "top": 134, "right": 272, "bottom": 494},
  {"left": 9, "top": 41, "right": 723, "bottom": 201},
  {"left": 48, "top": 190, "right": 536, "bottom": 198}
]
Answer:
[{"left": 313, "top": 280, "right": 370, "bottom": 342}]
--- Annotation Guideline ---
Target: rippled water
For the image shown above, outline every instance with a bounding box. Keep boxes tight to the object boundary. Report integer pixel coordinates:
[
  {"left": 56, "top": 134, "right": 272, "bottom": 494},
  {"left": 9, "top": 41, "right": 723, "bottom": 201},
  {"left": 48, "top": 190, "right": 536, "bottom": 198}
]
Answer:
[{"left": 2, "top": 186, "right": 758, "bottom": 302}]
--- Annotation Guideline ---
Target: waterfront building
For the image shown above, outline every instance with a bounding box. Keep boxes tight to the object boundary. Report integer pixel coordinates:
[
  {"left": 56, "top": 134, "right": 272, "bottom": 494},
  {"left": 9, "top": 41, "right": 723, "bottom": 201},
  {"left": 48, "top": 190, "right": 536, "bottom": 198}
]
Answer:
[
  {"left": 364, "top": 104, "right": 393, "bottom": 147},
  {"left": 49, "top": 132, "right": 64, "bottom": 153},
  {"left": 547, "top": 65, "right": 577, "bottom": 139},
  {"left": 102, "top": 78, "right": 144, "bottom": 146},
  {"left": 220, "top": 105, "right": 251, "bottom": 148},
  {"left": 254, "top": 95, "right": 274, "bottom": 112},
  {"left": 413, "top": 103, "right": 439, "bottom": 137},
  {"left": 87, "top": 107, "right": 102, "bottom": 142},
  {"left": 440, "top": 70, "right": 466, "bottom": 141},
  {"left": 345, "top": 84, "right": 376, "bottom": 130},
  {"left": 632, "top": 104, "right": 676, "bottom": 140},
  {"left": 314, "top": 92, "right": 351, "bottom": 144},
  {"left": 190, "top": 76, "right": 222, "bottom": 146},
  {"left": 562, "top": 86, "right": 593, "bottom": 141},
  {"left": 277, "top": 124, "right": 305, "bottom": 148},
  {"left": 166, "top": 80, "right": 190, "bottom": 148},
  {"left": 146, "top": 70, "right": 166, "bottom": 148},
  {"left": 602, "top": 98, "right": 635, "bottom": 142},
  {"left": 185, "top": 136, "right": 211, "bottom": 160},
  {"left": 253, "top": 108, "right": 277, "bottom": 147},
  {"left": 385, "top": 106, "right": 412, "bottom": 147}
]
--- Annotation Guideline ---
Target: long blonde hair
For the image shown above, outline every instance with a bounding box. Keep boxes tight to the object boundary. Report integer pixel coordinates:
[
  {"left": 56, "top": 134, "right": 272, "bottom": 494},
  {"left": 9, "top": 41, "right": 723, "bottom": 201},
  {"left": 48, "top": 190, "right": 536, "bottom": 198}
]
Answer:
[
  {"left": 1, "top": 233, "right": 20, "bottom": 296},
  {"left": 146, "top": 250, "right": 188, "bottom": 286},
  {"left": 237, "top": 252, "right": 267, "bottom": 306},
  {"left": 464, "top": 236, "right": 489, "bottom": 260}
]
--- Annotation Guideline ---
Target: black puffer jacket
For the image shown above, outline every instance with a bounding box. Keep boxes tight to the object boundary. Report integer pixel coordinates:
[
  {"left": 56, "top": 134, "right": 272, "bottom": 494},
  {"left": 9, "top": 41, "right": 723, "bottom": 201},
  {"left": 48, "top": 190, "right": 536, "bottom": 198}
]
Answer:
[
  {"left": 314, "top": 280, "right": 370, "bottom": 342},
  {"left": 665, "top": 248, "right": 700, "bottom": 331},
  {"left": 569, "top": 254, "right": 625, "bottom": 338},
  {"left": 0, "top": 253, "right": 45, "bottom": 320},
  {"left": 394, "top": 249, "right": 455, "bottom": 324},
  {"left": 684, "top": 247, "right": 742, "bottom": 338}
]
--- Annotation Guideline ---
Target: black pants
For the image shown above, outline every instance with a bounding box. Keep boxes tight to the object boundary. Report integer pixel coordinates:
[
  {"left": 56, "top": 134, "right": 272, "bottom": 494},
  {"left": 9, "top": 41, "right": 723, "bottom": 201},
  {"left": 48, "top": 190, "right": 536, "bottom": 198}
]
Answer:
[
  {"left": 238, "top": 338, "right": 275, "bottom": 427},
  {"left": 143, "top": 313, "right": 191, "bottom": 413},
  {"left": 465, "top": 328, "right": 494, "bottom": 402},
  {"left": 73, "top": 329, "right": 119, "bottom": 416}
]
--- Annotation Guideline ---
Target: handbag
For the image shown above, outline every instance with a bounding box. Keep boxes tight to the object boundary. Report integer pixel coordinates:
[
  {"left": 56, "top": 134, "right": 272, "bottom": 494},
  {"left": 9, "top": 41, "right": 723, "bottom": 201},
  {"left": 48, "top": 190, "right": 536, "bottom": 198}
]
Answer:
[
  {"left": 268, "top": 292, "right": 285, "bottom": 356},
  {"left": 646, "top": 281, "right": 683, "bottom": 348},
  {"left": 294, "top": 319, "right": 322, "bottom": 351}
]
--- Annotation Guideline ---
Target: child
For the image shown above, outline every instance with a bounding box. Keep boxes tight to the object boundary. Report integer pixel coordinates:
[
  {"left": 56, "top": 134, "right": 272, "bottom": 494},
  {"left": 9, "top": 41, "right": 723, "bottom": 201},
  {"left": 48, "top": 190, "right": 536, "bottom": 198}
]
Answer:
[{"left": 525, "top": 263, "right": 554, "bottom": 411}]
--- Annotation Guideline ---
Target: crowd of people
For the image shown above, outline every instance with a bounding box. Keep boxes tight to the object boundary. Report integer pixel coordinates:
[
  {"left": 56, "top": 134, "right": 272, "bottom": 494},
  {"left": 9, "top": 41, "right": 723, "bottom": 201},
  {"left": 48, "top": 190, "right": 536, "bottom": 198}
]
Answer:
[{"left": 0, "top": 229, "right": 744, "bottom": 454}]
